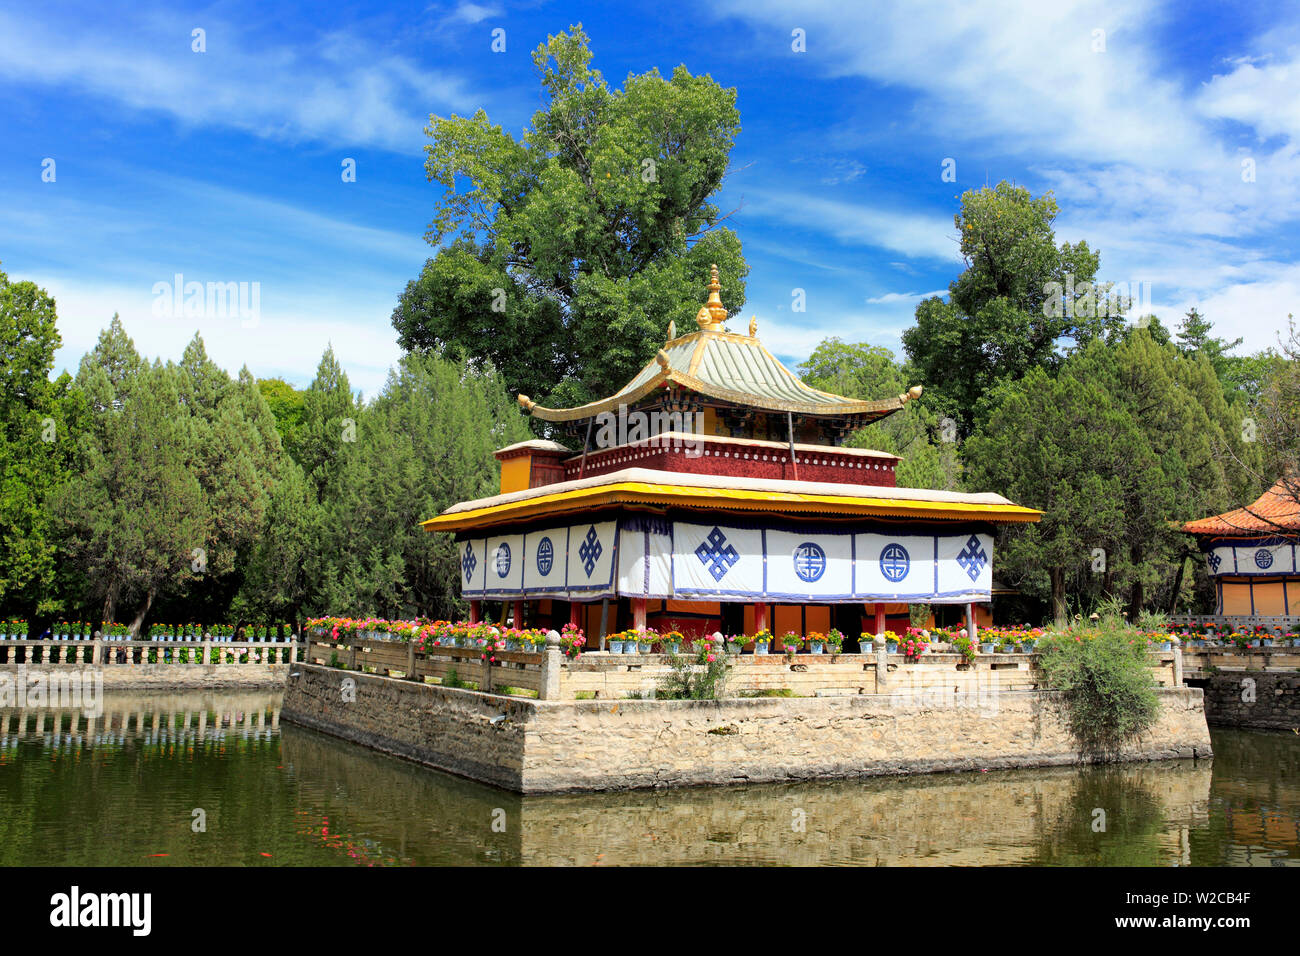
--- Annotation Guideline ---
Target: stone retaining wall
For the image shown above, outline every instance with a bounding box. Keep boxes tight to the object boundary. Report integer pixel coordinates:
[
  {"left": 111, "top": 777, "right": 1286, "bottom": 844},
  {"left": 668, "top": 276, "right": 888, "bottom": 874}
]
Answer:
[
  {"left": 1191, "top": 672, "right": 1300, "bottom": 730},
  {"left": 282, "top": 663, "right": 1212, "bottom": 794}
]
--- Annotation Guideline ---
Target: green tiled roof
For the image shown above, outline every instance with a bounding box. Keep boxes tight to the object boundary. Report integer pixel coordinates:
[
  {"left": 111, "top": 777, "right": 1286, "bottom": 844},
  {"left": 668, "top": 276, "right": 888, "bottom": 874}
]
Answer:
[{"left": 520, "top": 327, "right": 921, "bottom": 423}]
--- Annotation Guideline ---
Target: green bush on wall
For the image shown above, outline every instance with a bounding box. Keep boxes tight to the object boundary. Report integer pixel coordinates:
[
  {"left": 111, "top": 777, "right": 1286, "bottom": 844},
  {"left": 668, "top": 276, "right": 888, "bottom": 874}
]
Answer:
[{"left": 1037, "top": 613, "right": 1160, "bottom": 759}]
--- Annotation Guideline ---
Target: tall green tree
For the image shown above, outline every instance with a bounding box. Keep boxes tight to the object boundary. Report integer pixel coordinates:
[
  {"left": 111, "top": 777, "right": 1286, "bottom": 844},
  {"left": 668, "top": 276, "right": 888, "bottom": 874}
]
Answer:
[
  {"left": 965, "top": 365, "right": 1133, "bottom": 622},
  {"left": 393, "top": 24, "right": 748, "bottom": 411},
  {"left": 903, "top": 183, "right": 1124, "bottom": 435},
  {"left": 315, "top": 350, "right": 529, "bottom": 620},
  {"left": 56, "top": 323, "right": 207, "bottom": 631},
  {"left": 297, "top": 347, "right": 360, "bottom": 504},
  {"left": 0, "top": 265, "right": 80, "bottom": 616}
]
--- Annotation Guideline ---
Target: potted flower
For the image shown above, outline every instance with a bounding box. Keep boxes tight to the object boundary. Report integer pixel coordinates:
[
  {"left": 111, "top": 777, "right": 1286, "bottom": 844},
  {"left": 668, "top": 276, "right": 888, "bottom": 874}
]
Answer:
[
  {"left": 780, "top": 632, "right": 803, "bottom": 656},
  {"left": 951, "top": 633, "right": 976, "bottom": 664},
  {"left": 724, "top": 634, "right": 744, "bottom": 654},
  {"left": 753, "top": 629, "right": 773, "bottom": 655},
  {"left": 881, "top": 630, "right": 900, "bottom": 654},
  {"left": 806, "top": 631, "right": 826, "bottom": 654},
  {"left": 978, "top": 632, "right": 997, "bottom": 654},
  {"left": 637, "top": 629, "right": 657, "bottom": 653},
  {"left": 825, "top": 628, "right": 844, "bottom": 655},
  {"left": 561, "top": 623, "right": 586, "bottom": 659},
  {"left": 662, "top": 630, "right": 685, "bottom": 655},
  {"left": 607, "top": 630, "right": 626, "bottom": 654},
  {"left": 900, "top": 632, "right": 927, "bottom": 661}
]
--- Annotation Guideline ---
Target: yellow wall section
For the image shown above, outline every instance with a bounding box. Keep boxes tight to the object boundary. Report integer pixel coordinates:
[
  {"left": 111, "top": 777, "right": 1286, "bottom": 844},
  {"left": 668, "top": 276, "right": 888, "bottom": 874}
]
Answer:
[
  {"left": 805, "top": 606, "right": 830, "bottom": 634},
  {"left": 666, "top": 600, "right": 720, "bottom": 615},
  {"left": 499, "top": 456, "right": 532, "bottom": 494}
]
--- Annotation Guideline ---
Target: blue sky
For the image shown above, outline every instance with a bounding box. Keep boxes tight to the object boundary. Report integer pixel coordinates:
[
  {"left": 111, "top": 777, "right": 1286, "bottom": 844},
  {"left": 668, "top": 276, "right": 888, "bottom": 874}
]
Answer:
[{"left": 3, "top": 0, "right": 1299, "bottom": 398}]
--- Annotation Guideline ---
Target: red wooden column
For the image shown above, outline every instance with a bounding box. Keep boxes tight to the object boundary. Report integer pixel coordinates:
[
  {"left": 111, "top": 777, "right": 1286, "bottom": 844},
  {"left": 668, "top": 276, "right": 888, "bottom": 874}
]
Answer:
[
  {"left": 512, "top": 600, "right": 524, "bottom": 628},
  {"left": 753, "top": 602, "right": 769, "bottom": 634},
  {"left": 864, "top": 602, "right": 884, "bottom": 635},
  {"left": 469, "top": 600, "right": 482, "bottom": 624},
  {"left": 631, "top": 597, "right": 647, "bottom": 631},
  {"left": 569, "top": 601, "right": 583, "bottom": 629}
]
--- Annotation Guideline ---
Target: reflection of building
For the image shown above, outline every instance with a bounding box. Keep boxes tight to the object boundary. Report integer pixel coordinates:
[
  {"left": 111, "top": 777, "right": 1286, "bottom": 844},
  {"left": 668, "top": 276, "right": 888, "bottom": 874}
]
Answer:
[
  {"left": 423, "top": 268, "right": 1040, "bottom": 645},
  {"left": 1182, "top": 478, "right": 1300, "bottom": 615}
]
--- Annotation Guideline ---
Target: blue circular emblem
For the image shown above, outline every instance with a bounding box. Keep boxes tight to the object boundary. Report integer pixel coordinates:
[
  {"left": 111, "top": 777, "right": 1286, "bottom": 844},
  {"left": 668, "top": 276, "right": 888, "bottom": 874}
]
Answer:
[
  {"left": 880, "top": 543, "right": 910, "bottom": 583},
  {"left": 793, "top": 542, "right": 826, "bottom": 583},
  {"left": 1255, "top": 548, "right": 1274, "bottom": 570},
  {"left": 494, "top": 542, "right": 512, "bottom": 578},
  {"left": 536, "top": 536, "right": 554, "bottom": 576}
]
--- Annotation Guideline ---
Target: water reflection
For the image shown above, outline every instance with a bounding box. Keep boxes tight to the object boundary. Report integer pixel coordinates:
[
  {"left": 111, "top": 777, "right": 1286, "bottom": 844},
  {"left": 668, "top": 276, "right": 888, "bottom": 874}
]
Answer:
[{"left": 0, "top": 689, "right": 1296, "bottom": 866}]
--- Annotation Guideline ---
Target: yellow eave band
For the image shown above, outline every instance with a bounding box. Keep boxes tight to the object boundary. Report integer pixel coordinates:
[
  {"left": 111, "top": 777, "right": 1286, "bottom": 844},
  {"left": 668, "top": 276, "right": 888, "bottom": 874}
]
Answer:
[{"left": 422, "top": 481, "right": 1043, "bottom": 533}]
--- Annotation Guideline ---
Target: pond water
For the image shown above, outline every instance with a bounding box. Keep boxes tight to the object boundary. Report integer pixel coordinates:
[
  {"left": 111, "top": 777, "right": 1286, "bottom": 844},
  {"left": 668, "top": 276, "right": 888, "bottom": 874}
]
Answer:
[{"left": 0, "top": 689, "right": 1296, "bottom": 866}]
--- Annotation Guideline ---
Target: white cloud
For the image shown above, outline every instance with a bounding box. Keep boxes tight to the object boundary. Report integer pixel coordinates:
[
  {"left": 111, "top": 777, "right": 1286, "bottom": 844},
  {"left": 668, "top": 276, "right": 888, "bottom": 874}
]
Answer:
[
  {"left": 744, "top": 190, "right": 959, "bottom": 261},
  {"left": 43, "top": 275, "right": 401, "bottom": 400},
  {"left": 0, "top": 10, "right": 478, "bottom": 152}
]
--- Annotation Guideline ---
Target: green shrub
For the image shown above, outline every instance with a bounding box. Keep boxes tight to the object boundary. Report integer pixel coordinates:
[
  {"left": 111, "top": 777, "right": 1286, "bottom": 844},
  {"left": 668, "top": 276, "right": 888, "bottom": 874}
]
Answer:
[
  {"left": 1038, "top": 617, "right": 1160, "bottom": 758},
  {"left": 657, "top": 640, "right": 729, "bottom": 700}
]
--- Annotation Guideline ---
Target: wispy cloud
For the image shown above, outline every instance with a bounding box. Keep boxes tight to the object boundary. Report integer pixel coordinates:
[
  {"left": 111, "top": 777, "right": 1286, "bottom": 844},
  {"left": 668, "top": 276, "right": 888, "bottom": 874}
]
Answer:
[{"left": 0, "top": 9, "right": 479, "bottom": 152}]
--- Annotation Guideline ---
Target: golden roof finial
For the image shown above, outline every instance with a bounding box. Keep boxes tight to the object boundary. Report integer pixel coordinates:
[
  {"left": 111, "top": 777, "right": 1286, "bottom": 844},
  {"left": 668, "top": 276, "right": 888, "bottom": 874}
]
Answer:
[
  {"left": 666, "top": 319, "right": 676, "bottom": 342},
  {"left": 748, "top": 315, "right": 758, "bottom": 337},
  {"left": 705, "top": 264, "right": 727, "bottom": 326}
]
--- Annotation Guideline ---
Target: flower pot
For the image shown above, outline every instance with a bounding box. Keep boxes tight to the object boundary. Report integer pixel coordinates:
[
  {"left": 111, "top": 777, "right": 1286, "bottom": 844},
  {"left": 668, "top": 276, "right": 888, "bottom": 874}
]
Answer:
[
  {"left": 1159, "top": 641, "right": 1173, "bottom": 651},
  {"left": 664, "top": 642, "right": 680, "bottom": 654},
  {"left": 1261, "top": 638, "right": 1274, "bottom": 647},
  {"left": 979, "top": 643, "right": 996, "bottom": 654},
  {"left": 623, "top": 642, "right": 639, "bottom": 654},
  {"left": 809, "top": 641, "right": 824, "bottom": 654},
  {"left": 754, "top": 642, "right": 770, "bottom": 655},
  {"left": 725, "top": 642, "right": 741, "bottom": 654},
  {"left": 608, "top": 640, "right": 625, "bottom": 654},
  {"left": 886, "top": 644, "right": 898, "bottom": 654}
]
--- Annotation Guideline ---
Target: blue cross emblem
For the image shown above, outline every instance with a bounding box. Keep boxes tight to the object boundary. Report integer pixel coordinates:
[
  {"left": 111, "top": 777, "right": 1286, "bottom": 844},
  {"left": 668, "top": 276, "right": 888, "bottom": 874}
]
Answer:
[
  {"left": 494, "top": 542, "right": 511, "bottom": 578},
  {"left": 696, "top": 527, "right": 740, "bottom": 582},
  {"left": 793, "top": 542, "right": 826, "bottom": 583},
  {"left": 578, "top": 526, "right": 603, "bottom": 577},
  {"left": 955, "top": 535, "right": 988, "bottom": 582},
  {"left": 880, "top": 543, "right": 910, "bottom": 583},
  {"left": 1207, "top": 552, "right": 1222, "bottom": 573},
  {"left": 536, "top": 536, "right": 554, "bottom": 576},
  {"left": 1255, "top": 548, "right": 1274, "bottom": 570},
  {"left": 462, "top": 542, "right": 477, "bottom": 582}
]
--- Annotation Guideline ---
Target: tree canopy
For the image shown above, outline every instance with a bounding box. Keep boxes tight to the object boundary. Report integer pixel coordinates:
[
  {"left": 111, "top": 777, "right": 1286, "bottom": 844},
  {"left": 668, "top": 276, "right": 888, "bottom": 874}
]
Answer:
[{"left": 392, "top": 24, "right": 748, "bottom": 413}]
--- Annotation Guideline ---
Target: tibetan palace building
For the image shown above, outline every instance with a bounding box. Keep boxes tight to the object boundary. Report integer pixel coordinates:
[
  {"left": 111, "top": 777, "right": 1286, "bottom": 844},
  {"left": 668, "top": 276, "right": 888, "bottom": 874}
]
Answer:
[
  {"left": 1183, "top": 477, "right": 1300, "bottom": 616},
  {"left": 423, "top": 267, "right": 1041, "bottom": 649}
]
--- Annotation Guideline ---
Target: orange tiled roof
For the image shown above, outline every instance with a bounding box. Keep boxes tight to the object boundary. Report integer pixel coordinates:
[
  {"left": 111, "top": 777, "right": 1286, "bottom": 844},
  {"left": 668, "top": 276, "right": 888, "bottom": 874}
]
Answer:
[{"left": 1182, "top": 478, "right": 1300, "bottom": 536}]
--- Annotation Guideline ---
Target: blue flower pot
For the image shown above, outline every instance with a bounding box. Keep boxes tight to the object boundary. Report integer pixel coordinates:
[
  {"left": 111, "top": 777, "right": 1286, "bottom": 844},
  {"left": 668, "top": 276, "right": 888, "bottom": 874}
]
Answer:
[
  {"left": 809, "top": 642, "right": 824, "bottom": 654},
  {"left": 755, "top": 642, "right": 770, "bottom": 655},
  {"left": 624, "top": 642, "right": 639, "bottom": 654},
  {"left": 608, "top": 640, "right": 624, "bottom": 653},
  {"left": 664, "top": 642, "right": 680, "bottom": 654},
  {"left": 886, "top": 644, "right": 898, "bottom": 654},
  {"left": 979, "top": 643, "right": 996, "bottom": 654}
]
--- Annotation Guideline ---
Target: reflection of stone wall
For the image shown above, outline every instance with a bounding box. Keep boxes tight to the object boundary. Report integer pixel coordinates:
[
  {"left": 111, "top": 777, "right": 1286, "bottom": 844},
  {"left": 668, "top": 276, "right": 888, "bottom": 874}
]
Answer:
[
  {"left": 1195, "top": 673, "right": 1300, "bottom": 729},
  {"left": 0, "top": 662, "right": 290, "bottom": 689},
  {"left": 516, "top": 760, "right": 1215, "bottom": 866},
  {"left": 284, "top": 665, "right": 1212, "bottom": 794}
]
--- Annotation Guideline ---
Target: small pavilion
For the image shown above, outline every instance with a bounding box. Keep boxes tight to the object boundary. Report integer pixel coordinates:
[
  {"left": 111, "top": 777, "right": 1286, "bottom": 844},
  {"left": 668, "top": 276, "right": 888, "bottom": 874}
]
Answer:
[
  {"left": 1182, "top": 477, "right": 1300, "bottom": 616},
  {"left": 423, "top": 267, "right": 1040, "bottom": 648}
]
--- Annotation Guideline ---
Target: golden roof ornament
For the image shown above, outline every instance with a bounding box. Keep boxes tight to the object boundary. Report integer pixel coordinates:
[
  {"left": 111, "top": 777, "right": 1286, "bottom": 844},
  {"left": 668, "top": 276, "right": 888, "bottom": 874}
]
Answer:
[
  {"left": 695, "top": 264, "right": 727, "bottom": 330},
  {"left": 748, "top": 315, "right": 758, "bottom": 337},
  {"left": 666, "top": 319, "right": 676, "bottom": 342}
]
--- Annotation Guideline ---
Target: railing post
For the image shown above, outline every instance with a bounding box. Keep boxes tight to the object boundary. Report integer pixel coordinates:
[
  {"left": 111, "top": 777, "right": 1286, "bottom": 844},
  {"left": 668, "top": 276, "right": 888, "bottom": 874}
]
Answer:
[
  {"left": 873, "top": 634, "right": 888, "bottom": 692},
  {"left": 1172, "top": 637, "right": 1184, "bottom": 686},
  {"left": 540, "top": 629, "right": 562, "bottom": 700},
  {"left": 202, "top": 639, "right": 213, "bottom": 666},
  {"left": 348, "top": 641, "right": 357, "bottom": 671},
  {"left": 407, "top": 639, "right": 418, "bottom": 681}
]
